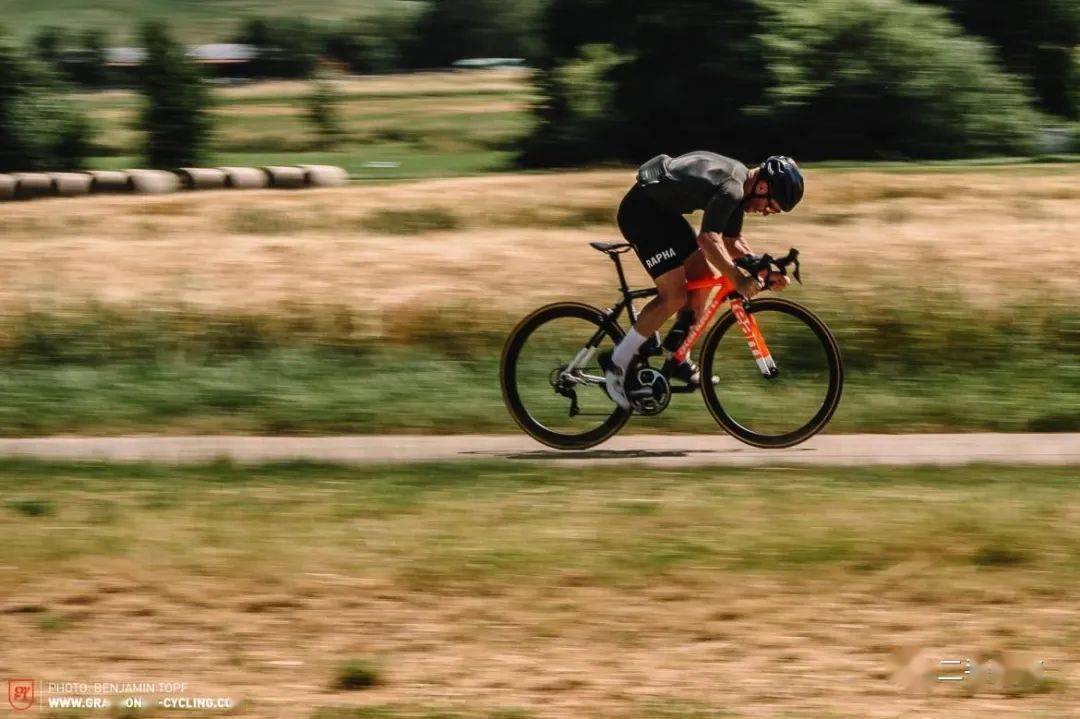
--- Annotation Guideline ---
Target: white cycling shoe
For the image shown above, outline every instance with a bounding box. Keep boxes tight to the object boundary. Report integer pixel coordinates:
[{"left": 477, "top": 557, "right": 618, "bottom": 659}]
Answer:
[{"left": 598, "top": 350, "right": 631, "bottom": 411}]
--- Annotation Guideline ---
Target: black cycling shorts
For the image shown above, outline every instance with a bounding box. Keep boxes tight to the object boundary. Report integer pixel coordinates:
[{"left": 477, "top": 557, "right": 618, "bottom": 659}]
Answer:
[{"left": 617, "top": 184, "right": 698, "bottom": 279}]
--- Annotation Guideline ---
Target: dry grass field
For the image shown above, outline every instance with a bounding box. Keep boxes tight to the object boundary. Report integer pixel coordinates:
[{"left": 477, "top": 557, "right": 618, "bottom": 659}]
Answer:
[
  {"left": 2, "top": 165, "right": 1077, "bottom": 318},
  {"left": 1, "top": 461, "right": 1076, "bottom": 719},
  {"left": 0, "top": 164, "right": 1075, "bottom": 435}
]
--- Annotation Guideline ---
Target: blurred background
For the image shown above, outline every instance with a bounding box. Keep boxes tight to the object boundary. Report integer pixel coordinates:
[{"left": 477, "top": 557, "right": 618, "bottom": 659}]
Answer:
[
  {"left": 0, "top": 0, "right": 1075, "bottom": 435},
  {"left": 1, "top": 3, "right": 1078, "bottom": 717}
]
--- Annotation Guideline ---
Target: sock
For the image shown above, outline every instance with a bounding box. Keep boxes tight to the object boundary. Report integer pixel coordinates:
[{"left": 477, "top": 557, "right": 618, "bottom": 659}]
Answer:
[{"left": 612, "top": 327, "right": 648, "bottom": 370}]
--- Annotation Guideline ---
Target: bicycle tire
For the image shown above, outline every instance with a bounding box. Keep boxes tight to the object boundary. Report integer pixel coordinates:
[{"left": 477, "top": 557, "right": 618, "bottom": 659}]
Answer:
[
  {"left": 699, "top": 298, "right": 843, "bottom": 448},
  {"left": 501, "top": 302, "right": 630, "bottom": 449}
]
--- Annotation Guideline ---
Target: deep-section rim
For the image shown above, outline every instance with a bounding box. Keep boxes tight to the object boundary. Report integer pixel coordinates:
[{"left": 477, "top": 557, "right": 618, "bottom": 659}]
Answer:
[
  {"left": 699, "top": 297, "right": 843, "bottom": 448},
  {"left": 500, "top": 301, "right": 631, "bottom": 449}
]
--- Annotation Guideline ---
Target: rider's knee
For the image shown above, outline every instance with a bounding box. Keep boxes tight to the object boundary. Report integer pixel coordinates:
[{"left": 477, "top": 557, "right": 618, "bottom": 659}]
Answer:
[{"left": 658, "top": 286, "right": 688, "bottom": 312}]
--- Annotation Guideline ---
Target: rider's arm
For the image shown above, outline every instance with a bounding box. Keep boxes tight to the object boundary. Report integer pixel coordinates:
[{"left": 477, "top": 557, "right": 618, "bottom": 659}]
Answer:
[
  {"left": 697, "top": 231, "right": 757, "bottom": 296},
  {"left": 723, "top": 233, "right": 753, "bottom": 259},
  {"left": 698, "top": 186, "right": 757, "bottom": 296},
  {"left": 723, "top": 233, "right": 790, "bottom": 291}
]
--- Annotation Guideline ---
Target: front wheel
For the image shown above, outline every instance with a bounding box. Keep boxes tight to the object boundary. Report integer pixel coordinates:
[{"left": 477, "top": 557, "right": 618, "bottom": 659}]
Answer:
[
  {"left": 501, "top": 302, "right": 630, "bottom": 449},
  {"left": 700, "top": 298, "right": 843, "bottom": 448}
]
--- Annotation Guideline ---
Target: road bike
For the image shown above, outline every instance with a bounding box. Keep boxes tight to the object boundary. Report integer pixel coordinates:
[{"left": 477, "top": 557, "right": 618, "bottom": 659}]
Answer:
[{"left": 500, "top": 241, "right": 843, "bottom": 449}]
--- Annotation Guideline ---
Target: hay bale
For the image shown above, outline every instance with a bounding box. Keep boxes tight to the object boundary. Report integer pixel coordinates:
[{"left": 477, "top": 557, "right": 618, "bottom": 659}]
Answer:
[
  {"left": 126, "top": 169, "right": 181, "bottom": 195},
  {"left": 0, "top": 174, "right": 15, "bottom": 201},
  {"left": 299, "top": 164, "right": 348, "bottom": 188},
  {"left": 219, "top": 166, "right": 269, "bottom": 189},
  {"left": 11, "top": 172, "right": 55, "bottom": 200},
  {"left": 50, "top": 172, "right": 93, "bottom": 197},
  {"left": 87, "top": 170, "right": 133, "bottom": 193},
  {"left": 262, "top": 165, "right": 306, "bottom": 189},
  {"left": 177, "top": 167, "right": 227, "bottom": 190}
]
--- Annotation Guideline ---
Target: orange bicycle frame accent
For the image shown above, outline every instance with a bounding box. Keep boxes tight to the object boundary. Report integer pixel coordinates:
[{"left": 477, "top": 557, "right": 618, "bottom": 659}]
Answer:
[{"left": 672, "top": 276, "right": 778, "bottom": 377}]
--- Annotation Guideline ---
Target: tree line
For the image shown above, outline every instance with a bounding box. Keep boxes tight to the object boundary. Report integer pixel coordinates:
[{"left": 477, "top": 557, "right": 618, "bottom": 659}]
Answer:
[
  {"left": 2, "top": 0, "right": 1078, "bottom": 172},
  {"left": 523, "top": 0, "right": 1079, "bottom": 163}
]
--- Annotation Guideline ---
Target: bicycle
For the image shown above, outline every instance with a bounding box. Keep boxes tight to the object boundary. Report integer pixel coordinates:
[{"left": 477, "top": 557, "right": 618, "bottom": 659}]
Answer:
[{"left": 500, "top": 241, "right": 843, "bottom": 449}]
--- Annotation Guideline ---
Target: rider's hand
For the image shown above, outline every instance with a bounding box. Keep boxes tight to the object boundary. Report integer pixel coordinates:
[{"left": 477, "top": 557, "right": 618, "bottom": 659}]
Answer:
[
  {"left": 760, "top": 271, "right": 790, "bottom": 292},
  {"left": 734, "top": 273, "right": 760, "bottom": 298}
]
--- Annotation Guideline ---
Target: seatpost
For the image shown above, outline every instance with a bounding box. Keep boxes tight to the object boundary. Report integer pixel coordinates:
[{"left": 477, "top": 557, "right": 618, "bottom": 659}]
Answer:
[{"left": 611, "top": 253, "right": 631, "bottom": 295}]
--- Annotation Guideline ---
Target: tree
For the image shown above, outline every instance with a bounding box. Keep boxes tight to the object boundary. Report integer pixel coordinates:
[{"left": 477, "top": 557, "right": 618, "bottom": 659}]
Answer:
[
  {"left": 916, "top": 0, "right": 1080, "bottom": 118},
  {"left": 523, "top": 0, "right": 775, "bottom": 164},
  {"left": 306, "top": 73, "right": 344, "bottom": 148},
  {"left": 323, "top": 12, "right": 417, "bottom": 74},
  {"left": 0, "top": 30, "right": 89, "bottom": 171},
  {"left": 408, "top": 0, "right": 542, "bottom": 68},
  {"left": 236, "top": 17, "right": 320, "bottom": 78},
  {"left": 137, "top": 22, "right": 211, "bottom": 168},
  {"left": 65, "top": 29, "right": 109, "bottom": 87},
  {"left": 760, "top": 0, "right": 1040, "bottom": 158},
  {"left": 31, "top": 26, "right": 64, "bottom": 67},
  {"left": 522, "top": 0, "right": 1042, "bottom": 165}
]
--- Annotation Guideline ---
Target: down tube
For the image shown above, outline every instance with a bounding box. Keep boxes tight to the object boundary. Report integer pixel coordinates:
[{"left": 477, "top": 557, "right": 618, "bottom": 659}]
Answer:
[{"left": 729, "top": 300, "right": 778, "bottom": 377}]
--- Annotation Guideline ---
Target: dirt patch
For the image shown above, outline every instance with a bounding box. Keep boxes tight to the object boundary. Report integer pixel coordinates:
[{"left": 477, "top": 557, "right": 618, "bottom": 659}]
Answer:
[{"left": 1, "top": 571, "right": 1074, "bottom": 718}]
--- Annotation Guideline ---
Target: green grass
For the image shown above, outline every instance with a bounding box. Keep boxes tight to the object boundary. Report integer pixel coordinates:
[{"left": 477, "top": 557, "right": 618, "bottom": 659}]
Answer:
[
  {"left": 0, "top": 286, "right": 1074, "bottom": 435},
  {"left": 74, "top": 76, "right": 534, "bottom": 180},
  {"left": 1, "top": 460, "right": 1076, "bottom": 592}
]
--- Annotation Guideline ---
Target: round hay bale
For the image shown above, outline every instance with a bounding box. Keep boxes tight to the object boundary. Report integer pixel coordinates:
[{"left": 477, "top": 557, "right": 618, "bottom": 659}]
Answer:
[
  {"left": 262, "top": 165, "right": 306, "bottom": 189},
  {"left": 50, "top": 172, "right": 93, "bottom": 197},
  {"left": 0, "top": 174, "right": 15, "bottom": 201},
  {"left": 87, "top": 170, "right": 134, "bottom": 193},
  {"left": 177, "top": 167, "right": 227, "bottom": 190},
  {"left": 219, "top": 166, "right": 269, "bottom": 189},
  {"left": 11, "top": 172, "right": 55, "bottom": 200},
  {"left": 126, "top": 169, "right": 181, "bottom": 195},
  {"left": 299, "top": 164, "right": 348, "bottom": 188}
]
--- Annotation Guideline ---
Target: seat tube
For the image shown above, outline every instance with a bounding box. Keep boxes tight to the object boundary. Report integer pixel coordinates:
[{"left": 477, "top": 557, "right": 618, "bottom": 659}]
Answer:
[{"left": 730, "top": 299, "right": 777, "bottom": 377}]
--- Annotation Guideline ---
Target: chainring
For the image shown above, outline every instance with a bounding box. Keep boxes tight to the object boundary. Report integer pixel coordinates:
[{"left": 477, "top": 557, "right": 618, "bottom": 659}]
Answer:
[{"left": 626, "top": 360, "right": 671, "bottom": 416}]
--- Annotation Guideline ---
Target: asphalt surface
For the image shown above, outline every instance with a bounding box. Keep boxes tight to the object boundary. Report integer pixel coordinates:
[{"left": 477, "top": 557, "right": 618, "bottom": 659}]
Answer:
[{"left": 0, "top": 433, "right": 1075, "bottom": 466}]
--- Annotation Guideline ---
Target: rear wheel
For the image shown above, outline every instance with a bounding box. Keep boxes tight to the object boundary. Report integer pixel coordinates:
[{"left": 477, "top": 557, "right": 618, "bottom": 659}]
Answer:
[
  {"left": 501, "top": 302, "right": 630, "bottom": 449},
  {"left": 700, "top": 298, "right": 842, "bottom": 448}
]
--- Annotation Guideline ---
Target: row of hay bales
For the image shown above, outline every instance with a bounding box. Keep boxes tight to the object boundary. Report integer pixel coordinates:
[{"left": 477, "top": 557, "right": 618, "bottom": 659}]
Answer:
[{"left": 0, "top": 165, "right": 348, "bottom": 201}]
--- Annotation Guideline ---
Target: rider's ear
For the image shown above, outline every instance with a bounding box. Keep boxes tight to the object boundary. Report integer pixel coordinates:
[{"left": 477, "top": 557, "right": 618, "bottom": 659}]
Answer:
[{"left": 754, "top": 180, "right": 770, "bottom": 196}]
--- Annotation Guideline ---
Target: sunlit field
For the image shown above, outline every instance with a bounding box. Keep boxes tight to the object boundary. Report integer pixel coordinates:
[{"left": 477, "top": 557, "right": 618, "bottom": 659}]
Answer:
[
  {"left": 1, "top": 460, "right": 1076, "bottom": 718},
  {"left": 75, "top": 69, "right": 534, "bottom": 180},
  {"left": 0, "top": 164, "right": 1076, "bottom": 435}
]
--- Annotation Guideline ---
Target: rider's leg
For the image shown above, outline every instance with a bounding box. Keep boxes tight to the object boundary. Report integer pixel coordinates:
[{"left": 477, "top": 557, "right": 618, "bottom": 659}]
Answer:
[
  {"left": 682, "top": 249, "right": 719, "bottom": 319},
  {"left": 660, "top": 250, "right": 716, "bottom": 352},
  {"left": 612, "top": 265, "right": 688, "bottom": 371}
]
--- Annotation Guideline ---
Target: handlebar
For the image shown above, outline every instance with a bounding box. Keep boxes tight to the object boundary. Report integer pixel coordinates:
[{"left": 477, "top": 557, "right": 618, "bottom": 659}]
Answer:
[{"left": 734, "top": 248, "right": 802, "bottom": 289}]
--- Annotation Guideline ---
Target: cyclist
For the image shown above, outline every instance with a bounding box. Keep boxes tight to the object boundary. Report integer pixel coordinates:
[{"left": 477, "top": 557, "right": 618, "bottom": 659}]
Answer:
[{"left": 600, "top": 152, "right": 804, "bottom": 410}]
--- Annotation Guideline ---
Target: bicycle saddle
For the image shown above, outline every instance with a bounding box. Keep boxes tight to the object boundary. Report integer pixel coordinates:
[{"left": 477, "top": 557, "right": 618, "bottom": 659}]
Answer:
[{"left": 589, "top": 241, "right": 631, "bottom": 254}]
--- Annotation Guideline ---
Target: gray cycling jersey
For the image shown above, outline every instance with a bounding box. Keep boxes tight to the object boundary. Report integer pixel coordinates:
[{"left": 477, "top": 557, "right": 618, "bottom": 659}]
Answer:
[{"left": 636, "top": 151, "right": 747, "bottom": 235}]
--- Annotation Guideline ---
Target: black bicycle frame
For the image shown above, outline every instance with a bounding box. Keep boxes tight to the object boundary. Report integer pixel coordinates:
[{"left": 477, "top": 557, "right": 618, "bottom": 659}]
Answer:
[{"left": 586, "top": 250, "right": 658, "bottom": 348}]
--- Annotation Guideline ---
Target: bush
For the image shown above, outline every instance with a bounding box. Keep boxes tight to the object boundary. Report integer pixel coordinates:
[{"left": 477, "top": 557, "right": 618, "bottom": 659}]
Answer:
[
  {"left": 138, "top": 22, "right": 211, "bottom": 168},
  {"left": 521, "top": 43, "right": 626, "bottom": 165},
  {"left": 0, "top": 31, "right": 90, "bottom": 171},
  {"left": 407, "top": 0, "right": 542, "bottom": 68},
  {"left": 522, "top": 0, "right": 1043, "bottom": 164},
  {"left": 323, "top": 13, "right": 417, "bottom": 74},
  {"left": 64, "top": 29, "right": 109, "bottom": 87},
  {"left": 760, "top": 0, "right": 1042, "bottom": 159},
  {"left": 332, "top": 659, "right": 381, "bottom": 690},
  {"left": 306, "top": 74, "right": 345, "bottom": 149},
  {"left": 916, "top": 0, "right": 1080, "bottom": 119},
  {"left": 236, "top": 17, "right": 320, "bottom": 78}
]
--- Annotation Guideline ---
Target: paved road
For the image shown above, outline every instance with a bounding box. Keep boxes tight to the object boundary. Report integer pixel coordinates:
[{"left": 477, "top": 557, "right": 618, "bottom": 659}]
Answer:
[{"left": 0, "top": 434, "right": 1075, "bottom": 466}]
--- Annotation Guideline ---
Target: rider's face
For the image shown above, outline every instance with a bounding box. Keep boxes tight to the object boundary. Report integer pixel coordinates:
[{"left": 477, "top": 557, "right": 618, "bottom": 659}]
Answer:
[{"left": 744, "top": 180, "right": 782, "bottom": 215}]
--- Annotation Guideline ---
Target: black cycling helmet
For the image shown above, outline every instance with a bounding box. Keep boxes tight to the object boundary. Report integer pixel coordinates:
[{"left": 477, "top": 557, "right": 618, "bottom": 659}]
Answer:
[{"left": 760, "top": 155, "right": 804, "bottom": 212}]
